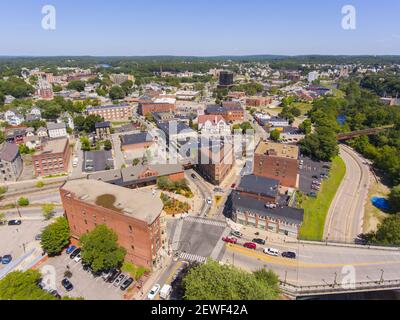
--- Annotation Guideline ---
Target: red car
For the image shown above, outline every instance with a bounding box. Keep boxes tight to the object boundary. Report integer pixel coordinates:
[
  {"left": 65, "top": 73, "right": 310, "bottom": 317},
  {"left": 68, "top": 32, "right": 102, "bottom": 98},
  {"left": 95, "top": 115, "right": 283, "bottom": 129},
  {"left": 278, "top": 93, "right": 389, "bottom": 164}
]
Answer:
[
  {"left": 222, "top": 237, "right": 238, "bottom": 244},
  {"left": 231, "top": 183, "right": 236, "bottom": 189},
  {"left": 243, "top": 242, "right": 257, "bottom": 250}
]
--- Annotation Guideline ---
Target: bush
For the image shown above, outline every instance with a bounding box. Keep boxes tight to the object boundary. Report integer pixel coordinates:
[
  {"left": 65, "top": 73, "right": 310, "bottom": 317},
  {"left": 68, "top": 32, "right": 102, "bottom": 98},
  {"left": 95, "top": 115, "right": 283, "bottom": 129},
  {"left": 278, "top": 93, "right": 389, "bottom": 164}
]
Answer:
[
  {"left": 36, "top": 181, "right": 45, "bottom": 188},
  {"left": 17, "top": 197, "right": 29, "bottom": 207}
]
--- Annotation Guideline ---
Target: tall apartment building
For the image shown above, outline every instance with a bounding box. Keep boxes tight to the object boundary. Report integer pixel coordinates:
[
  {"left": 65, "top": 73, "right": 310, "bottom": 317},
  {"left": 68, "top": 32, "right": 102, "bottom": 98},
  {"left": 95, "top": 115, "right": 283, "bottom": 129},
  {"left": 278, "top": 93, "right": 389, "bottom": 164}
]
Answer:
[
  {"left": 219, "top": 71, "right": 234, "bottom": 87},
  {"left": 0, "top": 143, "right": 23, "bottom": 182},
  {"left": 253, "top": 141, "right": 299, "bottom": 189},
  {"left": 32, "top": 138, "right": 71, "bottom": 177},
  {"left": 60, "top": 179, "right": 165, "bottom": 270},
  {"left": 36, "top": 79, "right": 54, "bottom": 100},
  {"left": 110, "top": 73, "right": 135, "bottom": 85},
  {"left": 86, "top": 103, "right": 135, "bottom": 121}
]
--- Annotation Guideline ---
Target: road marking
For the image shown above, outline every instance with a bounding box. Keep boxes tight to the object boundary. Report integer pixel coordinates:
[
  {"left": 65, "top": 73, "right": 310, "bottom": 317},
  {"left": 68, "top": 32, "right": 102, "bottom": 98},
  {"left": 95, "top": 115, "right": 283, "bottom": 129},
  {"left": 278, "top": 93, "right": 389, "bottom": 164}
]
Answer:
[
  {"left": 179, "top": 252, "right": 207, "bottom": 264},
  {"left": 185, "top": 217, "right": 226, "bottom": 228},
  {"left": 226, "top": 244, "right": 400, "bottom": 269}
]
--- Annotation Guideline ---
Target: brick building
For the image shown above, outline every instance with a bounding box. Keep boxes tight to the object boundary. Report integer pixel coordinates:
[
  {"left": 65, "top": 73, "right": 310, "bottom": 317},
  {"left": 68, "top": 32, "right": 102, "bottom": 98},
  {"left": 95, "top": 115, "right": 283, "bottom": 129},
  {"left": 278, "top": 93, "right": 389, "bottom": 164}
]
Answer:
[
  {"left": 205, "top": 105, "right": 244, "bottom": 123},
  {"left": 246, "top": 96, "right": 273, "bottom": 108},
  {"left": 87, "top": 103, "right": 135, "bottom": 121},
  {"left": 196, "top": 140, "right": 235, "bottom": 185},
  {"left": 32, "top": 138, "right": 71, "bottom": 177},
  {"left": 60, "top": 179, "right": 165, "bottom": 270},
  {"left": 235, "top": 175, "right": 280, "bottom": 204},
  {"left": 138, "top": 102, "right": 176, "bottom": 116},
  {"left": 253, "top": 141, "right": 299, "bottom": 189}
]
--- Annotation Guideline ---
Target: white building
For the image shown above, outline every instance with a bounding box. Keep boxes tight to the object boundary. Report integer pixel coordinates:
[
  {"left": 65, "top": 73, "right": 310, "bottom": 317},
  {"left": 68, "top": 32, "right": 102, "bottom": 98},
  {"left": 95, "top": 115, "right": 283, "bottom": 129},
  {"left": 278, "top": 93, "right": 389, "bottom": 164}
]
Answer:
[
  {"left": 4, "top": 110, "right": 24, "bottom": 126},
  {"left": 198, "top": 115, "right": 231, "bottom": 136},
  {"left": 308, "top": 71, "right": 319, "bottom": 83},
  {"left": 47, "top": 122, "right": 68, "bottom": 139}
]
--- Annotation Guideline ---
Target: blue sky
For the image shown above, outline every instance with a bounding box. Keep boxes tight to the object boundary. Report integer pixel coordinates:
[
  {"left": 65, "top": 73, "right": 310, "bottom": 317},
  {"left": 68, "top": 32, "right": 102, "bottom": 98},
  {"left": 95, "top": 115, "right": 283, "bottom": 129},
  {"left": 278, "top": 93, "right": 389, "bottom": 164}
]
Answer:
[{"left": 0, "top": 0, "right": 399, "bottom": 56}]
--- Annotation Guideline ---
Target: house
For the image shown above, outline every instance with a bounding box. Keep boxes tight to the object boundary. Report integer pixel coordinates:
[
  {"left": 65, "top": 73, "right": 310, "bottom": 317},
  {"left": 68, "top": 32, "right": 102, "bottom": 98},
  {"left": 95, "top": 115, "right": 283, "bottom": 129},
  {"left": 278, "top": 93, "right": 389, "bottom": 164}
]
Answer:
[
  {"left": 29, "top": 107, "right": 42, "bottom": 119},
  {"left": 59, "top": 112, "right": 75, "bottom": 130},
  {"left": 0, "top": 143, "right": 23, "bottom": 182},
  {"left": 24, "top": 135, "right": 41, "bottom": 150},
  {"left": 4, "top": 95, "right": 15, "bottom": 105},
  {"left": 120, "top": 133, "right": 154, "bottom": 152},
  {"left": 198, "top": 115, "right": 231, "bottom": 136},
  {"left": 47, "top": 122, "right": 68, "bottom": 139},
  {"left": 4, "top": 110, "right": 24, "bottom": 126},
  {"left": 268, "top": 117, "right": 290, "bottom": 127},
  {"left": 37, "top": 127, "right": 48, "bottom": 138},
  {"left": 25, "top": 127, "right": 35, "bottom": 137},
  {"left": 6, "top": 128, "right": 26, "bottom": 145}
]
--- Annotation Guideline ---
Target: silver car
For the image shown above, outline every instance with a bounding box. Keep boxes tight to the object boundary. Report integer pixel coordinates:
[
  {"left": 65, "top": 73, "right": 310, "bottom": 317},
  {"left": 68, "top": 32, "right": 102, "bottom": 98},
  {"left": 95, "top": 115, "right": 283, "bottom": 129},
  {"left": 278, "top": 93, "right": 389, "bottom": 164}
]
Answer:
[{"left": 113, "top": 273, "right": 126, "bottom": 287}]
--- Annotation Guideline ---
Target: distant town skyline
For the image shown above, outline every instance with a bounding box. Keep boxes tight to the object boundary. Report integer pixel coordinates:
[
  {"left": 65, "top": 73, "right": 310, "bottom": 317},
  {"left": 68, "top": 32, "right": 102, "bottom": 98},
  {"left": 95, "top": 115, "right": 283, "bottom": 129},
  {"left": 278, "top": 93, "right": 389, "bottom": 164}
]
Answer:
[{"left": 0, "top": 0, "right": 399, "bottom": 56}]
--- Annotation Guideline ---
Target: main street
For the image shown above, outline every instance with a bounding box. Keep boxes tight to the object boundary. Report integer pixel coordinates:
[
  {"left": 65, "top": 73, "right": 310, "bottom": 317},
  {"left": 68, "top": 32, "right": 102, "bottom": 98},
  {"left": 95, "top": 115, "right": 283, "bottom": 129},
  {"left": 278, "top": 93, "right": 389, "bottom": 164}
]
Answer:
[{"left": 324, "top": 144, "right": 370, "bottom": 243}]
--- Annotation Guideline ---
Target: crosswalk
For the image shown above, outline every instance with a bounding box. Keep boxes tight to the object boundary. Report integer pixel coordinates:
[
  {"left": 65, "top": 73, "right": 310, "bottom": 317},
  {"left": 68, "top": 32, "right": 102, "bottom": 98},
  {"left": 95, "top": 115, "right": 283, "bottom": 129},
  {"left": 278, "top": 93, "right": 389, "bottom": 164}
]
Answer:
[
  {"left": 179, "top": 252, "right": 208, "bottom": 264},
  {"left": 185, "top": 217, "right": 226, "bottom": 228}
]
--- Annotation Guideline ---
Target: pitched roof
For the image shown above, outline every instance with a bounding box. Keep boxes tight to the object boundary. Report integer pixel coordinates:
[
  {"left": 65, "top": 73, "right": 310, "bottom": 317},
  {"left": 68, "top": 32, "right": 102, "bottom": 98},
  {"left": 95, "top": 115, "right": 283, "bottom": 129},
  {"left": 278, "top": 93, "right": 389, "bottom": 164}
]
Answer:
[
  {"left": 47, "top": 122, "right": 66, "bottom": 131},
  {"left": 198, "top": 115, "right": 225, "bottom": 125},
  {"left": 0, "top": 143, "right": 20, "bottom": 162}
]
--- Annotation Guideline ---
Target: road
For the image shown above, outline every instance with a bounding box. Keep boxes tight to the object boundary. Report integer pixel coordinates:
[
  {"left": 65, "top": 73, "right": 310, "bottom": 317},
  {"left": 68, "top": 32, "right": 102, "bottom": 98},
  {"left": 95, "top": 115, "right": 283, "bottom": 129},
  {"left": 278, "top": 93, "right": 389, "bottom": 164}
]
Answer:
[{"left": 324, "top": 145, "right": 370, "bottom": 243}]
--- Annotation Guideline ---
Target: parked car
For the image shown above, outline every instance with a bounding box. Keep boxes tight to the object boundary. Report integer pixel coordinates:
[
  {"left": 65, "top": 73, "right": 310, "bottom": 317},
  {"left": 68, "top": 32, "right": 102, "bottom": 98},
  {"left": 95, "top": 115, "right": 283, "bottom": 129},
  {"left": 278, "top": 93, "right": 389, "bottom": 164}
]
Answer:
[
  {"left": 35, "top": 234, "right": 42, "bottom": 241},
  {"left": 74, "top": 254, "right": 82, "bottom": 263},
  {"left": 312, "top": 180, "right": 321, "bottom": 186},
  {"left": 230, "top": 231, "right": 242, "bottom": 238},
  {"left": 8, "top": 220, "right": 22, "bottom": 226},
  {"left": 83, "top": 263, "right": 92, "bottom": 273},
  {"left": 191, "top": 174, "right": 197, "bottom": 179},
  {"left": 147, "top": 284, "right": 161, "bottom": 300},
  {"left": 107, "top": 270, "right": 121, "bottom": 283},
  {"left": 243, "top": 242, "right": 257, "bottom": 250},
  {"left": 312, "top": 175, "right": 319, "bottom": 179},
  {"left": 0, "top": 256, "right": 2, "bottom": 264},
  {"left": 61, "top": 278, "right": 73, "bottom": 292},
  {"left": 1, "top": 255, "right": 12, "bottom": 265},
  {"left": 231, "top": 183, "right": 236, "bottom": 189},
  {"left": 252, "top": 238, "right": 266, "bottom": 245},
  {"left": 120, "top": 277, "right": 134, "bottom": 291},
  {"left": 49, "top": 290, "right": 61, "bottom": 299},
  {"left": 308, "top": 192, "right": 318, "bottom": 198},
  {"left": 113, "top": 274, "right": 126, "bottom": 287},
  {"left": 102, "top": 270, "right": 113, "bottom": 281},
  {"left": 263, "top": 248, "right": 279, "bottom": 256},
  {"left": 282, "top": 251, "right": 297, "bottom": 259},
  {"left": 66, "top": 245, "right": 77, "bottom": 254},
  {"left": 222, "top": 237, "right": 237, "bottom": 244},
  {"left": 70, "top": 248, "right": 81, "bottom": 259},
  {"left": 206, "top": 197, "right": 212, "bottom": 205}
]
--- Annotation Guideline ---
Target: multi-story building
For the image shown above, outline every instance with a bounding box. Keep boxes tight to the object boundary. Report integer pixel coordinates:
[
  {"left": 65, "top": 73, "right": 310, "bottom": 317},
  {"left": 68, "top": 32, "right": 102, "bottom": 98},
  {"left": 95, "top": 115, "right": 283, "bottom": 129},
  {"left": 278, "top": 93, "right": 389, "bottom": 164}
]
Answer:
[
  {"left": 253, "top": 141, "right": 299, "bottom": 189},
  {"left": 60, "top": 179, "right": 165, "bottom": 270},
  {"left": 246, "top": 96, "right": 273, "bottom": 108},
  {"left": 205, "top": 105, "right": 244, "bottom": 122},
  {"left": 235, "top": 175, "right": 280, "bottom": 204},
  {"left": 47, "top": 122, "right": 68, "bottom": 139},
  {"left": 219, "top": 71, "right": 234, "bottom": 88},
  {"left": 32, "top": 138, "right": 71, "bottom": 177},
  {"left": 110, "top": 73, "right": 135, "bottom": 85},
  {"left": 95, "top": 122, "right": 111, "bottom": 140},
  {"left": 197, "top": 115, "right": 231, "bottom": 136},
  {"left": 120, "top": 132, "right": 154, "bottom": 152},
  {"left": 231, "top": 191, "right": 304, "bottom": 238},
  {"left": 87, "top": 103, "right": 135, "bottom": 121},
  {"left": 139, "top": 102, "right": 176, "bottom": 116},
  {"left": 196, "top": 139, "right": 235, "bottom": 185},
  {"left": 0, "top": 143, "right": 23, "bottom": 182},
  {"left": 36, "top": 79, "right": 54, "bottom": 100}
]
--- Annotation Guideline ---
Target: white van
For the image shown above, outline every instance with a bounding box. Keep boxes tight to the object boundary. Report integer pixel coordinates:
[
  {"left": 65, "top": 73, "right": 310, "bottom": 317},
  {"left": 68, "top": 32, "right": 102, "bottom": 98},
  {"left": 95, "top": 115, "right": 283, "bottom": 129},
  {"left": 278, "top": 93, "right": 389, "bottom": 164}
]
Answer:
[
  {"left": 263, "top": 248, "right": 279, "bottom": 256},
  {"left": 159, "top": 284, "right": 172, "bottom": 300}
]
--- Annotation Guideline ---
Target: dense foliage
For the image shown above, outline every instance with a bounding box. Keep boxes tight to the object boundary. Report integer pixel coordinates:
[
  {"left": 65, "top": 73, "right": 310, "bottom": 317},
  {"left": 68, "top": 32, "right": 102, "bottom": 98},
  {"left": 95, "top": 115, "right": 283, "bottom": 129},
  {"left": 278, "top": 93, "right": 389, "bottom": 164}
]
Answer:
[{"left": 41, "top": 217, "right": 71, "bottom": 256}]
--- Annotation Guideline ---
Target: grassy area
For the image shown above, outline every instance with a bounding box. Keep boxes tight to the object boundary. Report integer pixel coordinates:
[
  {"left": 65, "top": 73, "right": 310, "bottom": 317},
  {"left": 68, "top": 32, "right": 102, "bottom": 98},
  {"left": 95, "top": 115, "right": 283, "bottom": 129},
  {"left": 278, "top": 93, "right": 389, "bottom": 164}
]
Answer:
[
  {"left": 111, "top": 121, "right": 131, "bottom": 126},
  {"left": 299, "top": 156, "right": 346, "bottom": 241},
  {"left": 292, "top": 102, "right": 312, "bottom": 115}
]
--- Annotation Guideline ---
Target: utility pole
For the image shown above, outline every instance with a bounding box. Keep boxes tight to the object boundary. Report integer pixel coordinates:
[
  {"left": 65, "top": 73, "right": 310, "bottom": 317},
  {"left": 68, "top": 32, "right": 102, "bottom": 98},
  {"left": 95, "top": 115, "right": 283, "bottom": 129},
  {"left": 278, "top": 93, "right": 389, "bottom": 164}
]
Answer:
[
  {"left": 333, "top": 272, "right": 338, "bottom": 288},
  {"left": 380, "top": 269, "right": 384, "bottom": 284}
]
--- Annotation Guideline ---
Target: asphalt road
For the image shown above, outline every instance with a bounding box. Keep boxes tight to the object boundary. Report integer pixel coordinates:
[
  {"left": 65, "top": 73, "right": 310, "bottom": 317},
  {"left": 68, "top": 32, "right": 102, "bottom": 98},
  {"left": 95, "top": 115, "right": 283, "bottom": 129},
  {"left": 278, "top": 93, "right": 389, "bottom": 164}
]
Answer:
[{"left": 324, "top": 145, "right": 370, "bottom": 243}]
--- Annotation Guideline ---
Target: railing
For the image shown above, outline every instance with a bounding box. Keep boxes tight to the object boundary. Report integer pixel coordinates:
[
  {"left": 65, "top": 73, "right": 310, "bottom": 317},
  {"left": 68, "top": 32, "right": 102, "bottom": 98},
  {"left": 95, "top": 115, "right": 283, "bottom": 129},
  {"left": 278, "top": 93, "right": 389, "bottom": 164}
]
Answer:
[{"left": 280, "top": 278, "right": 400, "bottom": 297}]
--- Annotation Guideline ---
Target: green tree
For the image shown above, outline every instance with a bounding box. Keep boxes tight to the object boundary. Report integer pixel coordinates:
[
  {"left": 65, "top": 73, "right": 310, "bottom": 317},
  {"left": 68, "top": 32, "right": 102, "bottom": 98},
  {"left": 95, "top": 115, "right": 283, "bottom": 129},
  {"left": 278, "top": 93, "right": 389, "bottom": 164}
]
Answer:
[
  {"left": 270, "top": 129, "right": 281, "bottom": 141},
  {"left": 17, "top": 197, "right": 29, "bottom": 207},
  {"left": 42, "top": 204, "right": 55, "bottom": 220},
  {"left": 0, "top": 212, "right": 6, "bottom": 225},
  {"left": 80, "top": 225, "right": 126, "bottom": 272},
  {"left": 109, "top": 86, "right": 126, "bottom": 100},
  {"left": 369, "top": 214, "right": 400, "bottom": 245},
  {"left": 41, "top": 217, "right": 71, "bottom": 256},
  {"left": 104, "top": 140, "right": 112, "bottom": 151},
  {"left": 183, "top": 260, "right": 280, "bottom": 300},
  {"left": 389, "top": 185, "right": 400, "bottom": 213},
  {"left": 299, "top": 119, "right": 312, "bottom": 135},
  {"left": 0, "top": 270, "right": 56, "bottom": 300},
  {"left": 80, "top": 137, "right": 91, "bottom": 151},
  {"left": 67, "top": 80, "right": 85, "bottom": 92}
]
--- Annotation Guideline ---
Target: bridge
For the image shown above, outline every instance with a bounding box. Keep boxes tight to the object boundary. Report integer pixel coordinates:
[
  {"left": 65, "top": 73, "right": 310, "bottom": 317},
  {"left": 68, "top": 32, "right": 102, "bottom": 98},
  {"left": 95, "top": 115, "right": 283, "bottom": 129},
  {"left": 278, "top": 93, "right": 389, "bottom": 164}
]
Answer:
[{"left": 337, "top": 125, "right": 395, "bottom": 141}]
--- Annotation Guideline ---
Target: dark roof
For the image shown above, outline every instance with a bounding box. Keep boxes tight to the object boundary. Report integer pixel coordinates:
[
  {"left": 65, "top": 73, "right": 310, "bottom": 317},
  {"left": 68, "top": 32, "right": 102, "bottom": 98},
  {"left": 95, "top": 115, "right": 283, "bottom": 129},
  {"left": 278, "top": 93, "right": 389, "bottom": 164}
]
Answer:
[
  {"left": 95, "top": 121, "right": 111, "bottom": 129},
  {"left": 87, "top": 103, "right": 130, "bottom": 111},
  {"left": 231, "top": 192, "right": 304, "bottom": 225},
  {"left": 121, "top": 133, "right": 153, "bottom": 146},
  {"left": 237, "top": 175, "right": 279, "bottom": 198},
  {"left": 84, "top": 150, "right": 114, "bottom": 172},
  {"left": 206, "top": 105, "right": 242, "bottom": 114},
  {"left": 0, "top": 143, "right": 20, "bottom": 162},
  {"left": 158, "top": 122, "right": 194, "bottom": 135}
]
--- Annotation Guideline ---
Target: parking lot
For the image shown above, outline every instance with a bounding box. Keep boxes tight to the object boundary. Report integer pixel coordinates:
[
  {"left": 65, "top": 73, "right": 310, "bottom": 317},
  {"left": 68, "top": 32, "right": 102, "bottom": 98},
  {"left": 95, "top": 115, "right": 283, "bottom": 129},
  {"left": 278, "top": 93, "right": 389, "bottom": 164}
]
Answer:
[
  {"left": 39, "top": 251, "right": 127, "bottom": 300},
  {"left": 298, "top": 155, "right": 331, "bottom": 195}
]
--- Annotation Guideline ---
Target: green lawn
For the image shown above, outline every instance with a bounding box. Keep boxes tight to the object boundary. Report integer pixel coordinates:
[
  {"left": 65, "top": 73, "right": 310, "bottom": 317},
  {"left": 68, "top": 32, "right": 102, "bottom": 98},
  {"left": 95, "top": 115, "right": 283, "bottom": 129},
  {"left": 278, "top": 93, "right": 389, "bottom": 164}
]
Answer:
[
  {"left": 299, "top": 156, "right": 346, "bottom": 241},
  {"left": 292, "top": 102, "right": 312, "bottom": 115}
]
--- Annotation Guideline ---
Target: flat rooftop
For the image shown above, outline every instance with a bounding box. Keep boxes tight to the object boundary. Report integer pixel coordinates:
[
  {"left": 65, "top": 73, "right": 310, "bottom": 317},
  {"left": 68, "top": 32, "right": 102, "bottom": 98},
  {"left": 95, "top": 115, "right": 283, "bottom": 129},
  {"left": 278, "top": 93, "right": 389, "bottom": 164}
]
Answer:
[
  {"left": 35, "top": 138, "right": 68, "bottom": 155},
  {"left": 62, "top": 179, "right": 163, "bottom": 224},
  {"left": 255, "top": 141, "right": 299, "bottom": 160}
]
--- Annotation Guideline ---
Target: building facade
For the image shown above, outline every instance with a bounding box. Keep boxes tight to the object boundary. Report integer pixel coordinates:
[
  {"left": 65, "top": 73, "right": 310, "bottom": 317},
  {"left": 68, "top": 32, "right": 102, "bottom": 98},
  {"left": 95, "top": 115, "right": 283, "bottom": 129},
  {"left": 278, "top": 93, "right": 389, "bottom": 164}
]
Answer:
[
  {"left": 87, "top": 103, "right": 135, "bottom": 121},
  {"left": 205, "top": 105, "right": 244, "bottom": 123},
  {"left": 47, "top": 122, "right": 68, "bottom": 139},
  {"left": 60, "top": 179, "right": 165, "bottom": 270},
  {"left": 0, "top": 143, "right": 23, "bottom": 182}
]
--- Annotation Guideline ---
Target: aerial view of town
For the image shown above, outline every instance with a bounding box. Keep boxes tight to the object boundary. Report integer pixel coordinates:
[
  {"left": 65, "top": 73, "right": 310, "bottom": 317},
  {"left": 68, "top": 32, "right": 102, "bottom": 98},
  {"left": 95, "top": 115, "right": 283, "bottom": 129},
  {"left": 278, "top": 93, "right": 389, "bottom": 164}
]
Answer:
[{"left": 1, "top": 0, "right": 400, "bottom": 310}]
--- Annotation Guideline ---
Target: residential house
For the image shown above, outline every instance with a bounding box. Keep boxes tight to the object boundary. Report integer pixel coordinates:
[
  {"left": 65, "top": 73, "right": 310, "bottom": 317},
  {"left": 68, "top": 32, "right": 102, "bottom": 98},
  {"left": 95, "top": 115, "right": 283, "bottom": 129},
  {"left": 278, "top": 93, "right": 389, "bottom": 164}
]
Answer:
[{"left": 47, "top": 122, "right": 68, "bottom": 139}]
